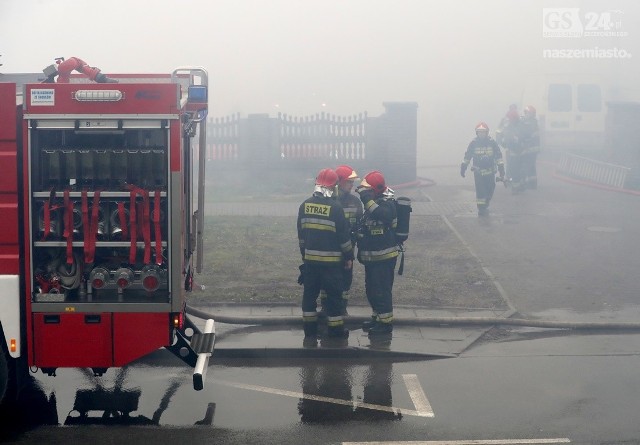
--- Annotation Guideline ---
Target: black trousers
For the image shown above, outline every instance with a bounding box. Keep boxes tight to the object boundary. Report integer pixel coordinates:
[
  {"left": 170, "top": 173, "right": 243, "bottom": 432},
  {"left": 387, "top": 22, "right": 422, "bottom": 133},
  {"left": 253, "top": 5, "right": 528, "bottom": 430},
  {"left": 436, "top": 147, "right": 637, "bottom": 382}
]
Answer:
[
  {"left": 473, "top": 171, "right": 496, "bottom": 209},
  {"left": 342, "top": 266, "right": 353, "bottom": 292},
  {"left": 523, "top": 152, "right": 538, "bottom": 188},
  {"left": 302, "top": 264, "right": 343, "bottom": 317},
  {"left": 363, "top": 257, "right": 397, "bottom": 317}
]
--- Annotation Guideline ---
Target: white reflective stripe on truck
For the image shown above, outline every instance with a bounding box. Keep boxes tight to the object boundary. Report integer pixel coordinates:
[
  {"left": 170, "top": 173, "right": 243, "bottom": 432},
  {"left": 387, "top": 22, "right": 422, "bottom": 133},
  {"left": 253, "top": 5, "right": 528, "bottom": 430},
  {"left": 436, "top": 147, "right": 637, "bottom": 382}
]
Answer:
[{"left": 0, "top": 275, "right": 21, "bottom": 358}]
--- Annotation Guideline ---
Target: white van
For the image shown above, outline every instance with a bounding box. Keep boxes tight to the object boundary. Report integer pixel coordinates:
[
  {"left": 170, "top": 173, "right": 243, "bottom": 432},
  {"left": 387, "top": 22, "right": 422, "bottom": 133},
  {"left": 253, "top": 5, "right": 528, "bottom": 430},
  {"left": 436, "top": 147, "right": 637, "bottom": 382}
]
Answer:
[{"left": 521, "top": 75, "right": 607, "bottom": 152}]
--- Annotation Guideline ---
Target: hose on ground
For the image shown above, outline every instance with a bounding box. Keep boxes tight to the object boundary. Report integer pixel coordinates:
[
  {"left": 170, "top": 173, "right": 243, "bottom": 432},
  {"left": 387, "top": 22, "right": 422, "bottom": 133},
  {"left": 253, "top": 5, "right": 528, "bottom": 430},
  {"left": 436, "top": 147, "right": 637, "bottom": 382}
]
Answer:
[{"left": 185, "top": 304, "right": 640, "bottom": 331}]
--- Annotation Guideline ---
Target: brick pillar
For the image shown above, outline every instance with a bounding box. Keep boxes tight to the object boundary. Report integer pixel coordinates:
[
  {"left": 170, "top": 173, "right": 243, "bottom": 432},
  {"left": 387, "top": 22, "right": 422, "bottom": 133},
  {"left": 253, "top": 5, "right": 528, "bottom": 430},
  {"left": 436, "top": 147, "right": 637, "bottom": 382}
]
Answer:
[
  {"left": 241, "top": 113, "right": 283, "bottom": 182},
  {"left": 366, "top": 102, "right": 418, "bottom": 185}
]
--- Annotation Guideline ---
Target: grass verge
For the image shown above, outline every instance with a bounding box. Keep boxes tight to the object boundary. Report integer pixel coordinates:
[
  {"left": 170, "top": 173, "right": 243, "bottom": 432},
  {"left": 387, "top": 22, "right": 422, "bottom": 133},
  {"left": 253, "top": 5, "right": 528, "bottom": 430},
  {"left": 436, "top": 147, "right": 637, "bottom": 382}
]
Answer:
[{"left": 189, "top": 214, "right": 507, "bottom": 310}]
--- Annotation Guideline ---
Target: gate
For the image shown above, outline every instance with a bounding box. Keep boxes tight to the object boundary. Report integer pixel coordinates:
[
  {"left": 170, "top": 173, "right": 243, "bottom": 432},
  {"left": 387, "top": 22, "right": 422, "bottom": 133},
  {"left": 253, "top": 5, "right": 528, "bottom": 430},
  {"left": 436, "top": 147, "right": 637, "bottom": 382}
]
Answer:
[{"left": 205, "top": 102, "right": 418, "bottom": 186}]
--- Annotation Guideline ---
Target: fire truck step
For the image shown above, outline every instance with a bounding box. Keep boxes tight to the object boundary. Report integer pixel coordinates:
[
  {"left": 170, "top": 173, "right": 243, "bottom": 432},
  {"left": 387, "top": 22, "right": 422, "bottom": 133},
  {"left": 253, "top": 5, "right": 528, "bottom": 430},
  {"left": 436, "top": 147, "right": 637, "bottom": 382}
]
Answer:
[
  {"left": 191, "top": 332, "right": 216, "bottom": 354},
  {"left": 192, "top": 319, "right": 215, "bottom": 391}
]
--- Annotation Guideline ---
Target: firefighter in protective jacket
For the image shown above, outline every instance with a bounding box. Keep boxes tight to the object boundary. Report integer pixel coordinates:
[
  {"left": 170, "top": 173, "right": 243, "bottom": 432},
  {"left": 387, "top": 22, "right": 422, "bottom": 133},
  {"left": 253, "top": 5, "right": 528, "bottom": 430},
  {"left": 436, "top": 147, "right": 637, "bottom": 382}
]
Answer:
[
  {"left": 520, "top": 105, "right": 540, "bottom": 189},
  {"left": 318, "top": 165, "right": 363, "bottom": 315},
  {"left": 496, "top": 109, "right": 525, "bottom": 192},
  {"left": 356, "top": 171, "right": 399, "bottom": 336},
  {"left": 298, "top": 168, "right": 355, "bottom": 340},
  {"left": 461, "top": 122, "right": 505, "bottom": 216}
]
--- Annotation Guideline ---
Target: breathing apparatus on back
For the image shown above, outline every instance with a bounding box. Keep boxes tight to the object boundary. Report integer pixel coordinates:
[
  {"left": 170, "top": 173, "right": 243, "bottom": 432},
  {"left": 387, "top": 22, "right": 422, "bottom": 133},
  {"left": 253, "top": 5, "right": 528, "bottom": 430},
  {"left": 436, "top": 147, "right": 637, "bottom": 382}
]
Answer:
[
  {"left": 395, "top": 196, "right": 412, "bottom": 245},
  {"left": 394, "top": 195, "right": 412, "bottom": 275},
  {"left": 358, "top": 171, "right": 412, "bottom": 275}
]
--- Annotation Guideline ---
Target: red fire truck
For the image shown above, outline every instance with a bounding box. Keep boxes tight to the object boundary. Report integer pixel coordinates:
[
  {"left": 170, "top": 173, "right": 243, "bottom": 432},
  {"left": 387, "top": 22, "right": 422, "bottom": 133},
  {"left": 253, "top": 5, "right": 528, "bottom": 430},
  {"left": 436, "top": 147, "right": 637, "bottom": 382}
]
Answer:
[{"left": 0, "top": 57, "right": 215, "bottom": 404}]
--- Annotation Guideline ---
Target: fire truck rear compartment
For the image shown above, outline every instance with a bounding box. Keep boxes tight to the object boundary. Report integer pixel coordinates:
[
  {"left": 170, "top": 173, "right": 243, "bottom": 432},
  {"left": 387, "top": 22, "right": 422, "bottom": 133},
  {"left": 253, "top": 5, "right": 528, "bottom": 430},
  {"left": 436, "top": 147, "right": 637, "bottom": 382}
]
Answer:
[
  {"left": 30, "top": 123, "right": 171, "bottom": 305},
  {"left": 33, "top": 312, "right": 172, "bottom": 371},
  {"left": 0, "top": 67, "right": 211, "bottom": 397}
]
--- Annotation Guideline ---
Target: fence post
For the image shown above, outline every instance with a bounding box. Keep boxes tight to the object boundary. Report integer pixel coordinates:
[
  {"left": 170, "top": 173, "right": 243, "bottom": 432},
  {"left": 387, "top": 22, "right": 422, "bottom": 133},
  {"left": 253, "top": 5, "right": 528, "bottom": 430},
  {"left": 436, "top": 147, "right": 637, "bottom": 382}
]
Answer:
[
  {"left": 242, "top": 113, "right": 279, "bottom": 166},
  {"left": 366, "top": 102, "right": 418, "bottom": 185}
]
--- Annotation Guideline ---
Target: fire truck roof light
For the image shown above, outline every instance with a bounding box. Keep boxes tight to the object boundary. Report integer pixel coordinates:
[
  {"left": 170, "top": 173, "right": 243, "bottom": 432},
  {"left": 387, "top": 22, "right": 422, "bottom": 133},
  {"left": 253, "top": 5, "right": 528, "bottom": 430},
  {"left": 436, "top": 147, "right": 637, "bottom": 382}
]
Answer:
[
  {"left": 74, "top": 90, "right": 123, "bottom": 102},
  {"left": 10, "top": 339, "right": 16, "bottom": 353},
  {"left": 187, "top": 85, "right": 207, "bottom": 103}
]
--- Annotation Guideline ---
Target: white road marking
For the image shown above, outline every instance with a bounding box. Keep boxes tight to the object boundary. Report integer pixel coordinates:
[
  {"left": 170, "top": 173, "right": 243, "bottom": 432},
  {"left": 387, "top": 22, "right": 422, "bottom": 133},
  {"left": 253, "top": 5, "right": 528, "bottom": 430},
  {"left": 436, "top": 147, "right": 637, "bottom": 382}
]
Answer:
[
  {"left": 343, "top": 439, "right": 571, "bottom": 445},
  {"left": 442, "top": 214, "right": 517, "bottom": 313},
  {"left": 215, "top": 379, "right": 570, "bottom": 445},
  {"left": 215, "top": 379, "right": 432, "bottom": 417},
  {"left": 402, "top": 374, "right": 434, "bottom": 417}
]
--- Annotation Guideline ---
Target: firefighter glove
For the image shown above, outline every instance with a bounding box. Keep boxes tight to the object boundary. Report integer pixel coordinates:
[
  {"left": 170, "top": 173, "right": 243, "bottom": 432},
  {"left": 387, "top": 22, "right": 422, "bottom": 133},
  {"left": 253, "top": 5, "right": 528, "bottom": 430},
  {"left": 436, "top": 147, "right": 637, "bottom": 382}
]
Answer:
[
  {"left": 355, "top": 185, "right": 367, "bottom": 194},
  {"left": 460, "top": 163, "right": 467, "bottom": 178},
  {"left": 297, "top": 264, "right": 305, "bottom": 285}
]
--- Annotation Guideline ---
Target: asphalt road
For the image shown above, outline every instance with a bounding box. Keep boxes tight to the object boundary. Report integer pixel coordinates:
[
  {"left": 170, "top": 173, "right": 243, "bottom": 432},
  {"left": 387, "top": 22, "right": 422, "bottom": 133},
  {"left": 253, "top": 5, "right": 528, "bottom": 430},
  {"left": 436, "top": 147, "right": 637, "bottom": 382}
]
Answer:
[
  {"left": 426, "top": 159, "right": 640, "bottom": 318},
  {"left": 4, "top": 331, "right": 640, "bottom": 444},
  {"left": 3, "top": 157, "right": 640, "bottom": 444}
]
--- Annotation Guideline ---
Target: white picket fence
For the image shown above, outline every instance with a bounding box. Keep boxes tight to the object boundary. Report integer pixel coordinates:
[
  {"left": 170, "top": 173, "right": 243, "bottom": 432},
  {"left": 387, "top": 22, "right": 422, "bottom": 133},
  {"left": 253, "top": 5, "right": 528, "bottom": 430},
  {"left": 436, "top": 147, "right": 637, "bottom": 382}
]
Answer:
[{"left": 557, "top": 153, "right": 630, "bottom": 189}]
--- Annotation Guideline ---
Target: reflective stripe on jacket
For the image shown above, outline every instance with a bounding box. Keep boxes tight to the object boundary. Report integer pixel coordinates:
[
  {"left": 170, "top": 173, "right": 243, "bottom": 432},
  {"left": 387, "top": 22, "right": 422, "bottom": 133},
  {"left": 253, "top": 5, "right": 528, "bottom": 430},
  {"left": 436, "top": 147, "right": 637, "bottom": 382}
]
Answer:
[
  {"left": 356, "top": 196, "right": 399, "bottom": 263},
  {"left": 298, "top": 193, "right": 354, "bottom": 265},
  {"left": 462, "top": 136, "right": 504, "bottom": 176}
]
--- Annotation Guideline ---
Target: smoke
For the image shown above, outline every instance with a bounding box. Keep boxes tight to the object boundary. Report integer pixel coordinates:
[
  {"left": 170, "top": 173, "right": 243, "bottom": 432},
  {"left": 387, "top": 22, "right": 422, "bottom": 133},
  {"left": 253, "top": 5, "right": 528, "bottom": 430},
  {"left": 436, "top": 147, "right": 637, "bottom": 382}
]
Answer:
[{"left": 2, "top": 0, "right": 638, "bottom": 166}]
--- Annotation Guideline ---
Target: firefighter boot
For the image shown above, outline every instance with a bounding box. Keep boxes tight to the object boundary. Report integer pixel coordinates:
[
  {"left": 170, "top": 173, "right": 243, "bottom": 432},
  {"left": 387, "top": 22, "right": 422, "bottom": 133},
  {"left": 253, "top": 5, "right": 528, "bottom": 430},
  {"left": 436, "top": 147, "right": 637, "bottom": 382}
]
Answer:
[
  {"left": 362, "top": 315, "right": 378, "bottom": 332},
  {"left": 303, "top": 322, "right": 318, "bottom": 338},
  {"left": 303, "top": 336, "right": 318, "bottom": 348},
  {"left": 327, "top": 324, "right": 350, "bottom": 339},
  {"left": 368, "top": 322, "right": 393, "bottom": 336}
]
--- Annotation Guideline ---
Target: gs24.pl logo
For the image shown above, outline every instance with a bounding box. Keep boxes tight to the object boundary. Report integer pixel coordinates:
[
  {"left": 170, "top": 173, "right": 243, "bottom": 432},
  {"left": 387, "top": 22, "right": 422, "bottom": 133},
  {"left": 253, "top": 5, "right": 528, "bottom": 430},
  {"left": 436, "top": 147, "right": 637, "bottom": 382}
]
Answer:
[{"left": 542, "top": 8, "right": 628, "bottom": 38}]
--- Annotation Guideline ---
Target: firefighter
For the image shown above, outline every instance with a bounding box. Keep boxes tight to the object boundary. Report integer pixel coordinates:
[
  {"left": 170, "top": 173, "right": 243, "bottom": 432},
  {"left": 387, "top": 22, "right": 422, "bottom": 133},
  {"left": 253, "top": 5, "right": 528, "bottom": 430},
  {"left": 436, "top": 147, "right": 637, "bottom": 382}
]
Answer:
[
  {"left": 460, "top": 122, "right": 505, "bottom": 216},
  {"left": 520, "top": 105, "right": 540, "bottom": 190},
  {"left": 355, "top": 171, "right": 399, "bottom": 336},
  {"left": 495, "top": 104, "right": 518, "bottom": 163},
  {"left": 298, "top": 168, "right": 354, "bottom": 340},
  {"left": 496, "top": 104, "right": 518, "bottom": 131},
  {"left": 496, "top": 108, "right": 524, "bottom": 192},
  {"left": 319, "top": 165, "right": 363, "bottom": 315}
]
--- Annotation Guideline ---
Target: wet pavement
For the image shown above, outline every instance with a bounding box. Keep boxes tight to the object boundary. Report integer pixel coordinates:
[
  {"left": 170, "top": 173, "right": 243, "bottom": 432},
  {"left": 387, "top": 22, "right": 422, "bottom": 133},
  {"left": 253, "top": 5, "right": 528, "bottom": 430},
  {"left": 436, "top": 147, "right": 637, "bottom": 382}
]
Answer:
[{"left": 187, "top": 303, "right": 515, "bottom": 359}]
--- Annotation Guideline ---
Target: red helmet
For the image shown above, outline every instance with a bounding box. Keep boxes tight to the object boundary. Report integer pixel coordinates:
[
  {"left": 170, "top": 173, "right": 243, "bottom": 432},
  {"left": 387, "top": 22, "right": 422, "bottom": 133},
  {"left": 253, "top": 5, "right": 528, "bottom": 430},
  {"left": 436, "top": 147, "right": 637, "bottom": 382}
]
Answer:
[
  {"left": 475, "top": 122, "right": 489, "bottom": 132},
  {"left": 361, "top": 170, "right": 387, "bottom": 196},
  {"left": 315, "top": 168, "right": 338, "bottom": 188},
  {"left": 335, "top": 165, "right": 358, "bottom": 182},
  {"left": 507, "top": 109, "right": 519, "bottom": 122},
  {"left": 524, "top": 105, "right": 536, "bottom": 117}
]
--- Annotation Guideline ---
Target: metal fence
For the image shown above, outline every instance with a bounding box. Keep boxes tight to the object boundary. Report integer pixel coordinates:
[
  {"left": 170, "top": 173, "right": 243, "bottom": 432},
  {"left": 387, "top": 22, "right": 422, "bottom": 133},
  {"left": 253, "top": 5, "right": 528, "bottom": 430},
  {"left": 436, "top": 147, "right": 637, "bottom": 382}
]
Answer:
[
  {"left": 278, "top": 112, "right": 367, "bottom": 160},
  {"left": 557, "top": 153, "right": 631, "bottom": 189},
  {"left": 203, "top": 102, "right": 418, "bottom": 185},
  {"left": 208, "top": 113, "right": 240, "bottom": 161}
]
